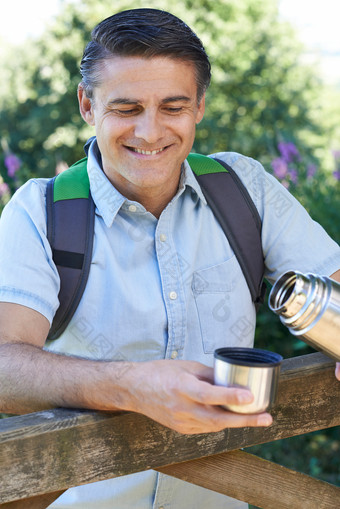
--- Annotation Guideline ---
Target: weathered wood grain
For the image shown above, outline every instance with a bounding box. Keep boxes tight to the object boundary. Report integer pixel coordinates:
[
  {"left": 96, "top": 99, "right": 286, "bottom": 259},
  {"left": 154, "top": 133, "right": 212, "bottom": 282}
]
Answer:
[
  {"left": 0, "top": 353, "right": 339, "bottom": 505},
  {"left": 157, "top": 450, "right": 340, "bottom": 509},
  {"left": 0, "top": 491, "right": 65, "bottom": 509}
]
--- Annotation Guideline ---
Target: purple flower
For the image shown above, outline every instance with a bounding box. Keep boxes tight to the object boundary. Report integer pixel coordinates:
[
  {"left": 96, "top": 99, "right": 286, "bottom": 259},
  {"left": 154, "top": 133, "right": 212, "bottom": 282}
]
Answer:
[
  {"left": 278, "top": 142, "right": 300, "bottom": 164},
  {"left": 0, "top": 182, "right": 10, "bottom": 198},
  {"left": 271, "top": 157, "right": 288, "bottom": 179},
  {"left": 4, "top": 154, "right": 21, "bottom": 178},
  {"left": 332, "top": 150, "right": 340, "bottom": 160},
  {"left": 288, "top": 168, "right": 298, "bottom": 184},
  {"left": 307, "top": 164, "right": 317, "bottom": 179},
  {"left": 333, "top": 170, "right": 340, "bottom": 181}
]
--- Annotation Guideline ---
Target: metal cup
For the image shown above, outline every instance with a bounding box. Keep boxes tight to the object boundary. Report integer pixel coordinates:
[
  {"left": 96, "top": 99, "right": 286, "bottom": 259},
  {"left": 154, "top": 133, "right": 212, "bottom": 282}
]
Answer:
[{"left": 214, "top": 347, "right": 283, "bottom": 414}]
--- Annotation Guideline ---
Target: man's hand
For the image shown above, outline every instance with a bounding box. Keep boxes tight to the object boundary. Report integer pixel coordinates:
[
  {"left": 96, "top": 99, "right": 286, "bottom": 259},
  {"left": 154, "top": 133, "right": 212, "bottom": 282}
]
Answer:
[
  {"left": 336, "top": 363, "right": 340, "bottom": 381},
  {"left": 330, "top": 270, "right": 340, "bottom": 381},
  {"left": 118, "top": 360, "right": 273, "bottom": 435}
]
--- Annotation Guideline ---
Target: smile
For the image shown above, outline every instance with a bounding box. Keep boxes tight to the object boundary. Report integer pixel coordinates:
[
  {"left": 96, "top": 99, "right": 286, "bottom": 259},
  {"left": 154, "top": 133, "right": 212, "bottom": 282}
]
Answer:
[{"left": 128, "top": 147, "right": 167, "bottom": 155}]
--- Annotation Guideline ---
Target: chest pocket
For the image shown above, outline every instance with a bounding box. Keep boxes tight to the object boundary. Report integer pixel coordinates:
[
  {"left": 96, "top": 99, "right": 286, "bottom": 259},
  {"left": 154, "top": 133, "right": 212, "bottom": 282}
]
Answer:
[{"left": 192, "top": 257, "right": 246, "bottom": 353}]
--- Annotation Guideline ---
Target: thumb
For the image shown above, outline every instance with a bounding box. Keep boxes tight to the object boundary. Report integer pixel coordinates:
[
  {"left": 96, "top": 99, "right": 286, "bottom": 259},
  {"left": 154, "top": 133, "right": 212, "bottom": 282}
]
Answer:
[{"left": 335, "top": 362, "right": 340, "bottom": 381}]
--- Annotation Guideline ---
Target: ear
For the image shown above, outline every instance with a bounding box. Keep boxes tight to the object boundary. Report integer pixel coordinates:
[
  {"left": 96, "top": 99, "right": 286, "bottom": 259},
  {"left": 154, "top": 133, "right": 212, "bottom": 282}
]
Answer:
[
  {"left": 196, "top": 93, "right": 206, "bottom": 124},
  {"left": 78, "top": 84, "right": 95, "bottom": 126}
]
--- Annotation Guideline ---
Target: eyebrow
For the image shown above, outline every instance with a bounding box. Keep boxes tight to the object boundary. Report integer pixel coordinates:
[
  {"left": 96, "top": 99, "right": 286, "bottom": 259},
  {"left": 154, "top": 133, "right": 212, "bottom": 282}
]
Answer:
[
  {"left": 161, "top": 96, "right": 192, "bottom": 104},
  {"left": 108, "top": 99, "right": 139, "bottom": 106},
  {"left": 108, "top": 96, "right": 192, "bottom": 106}
]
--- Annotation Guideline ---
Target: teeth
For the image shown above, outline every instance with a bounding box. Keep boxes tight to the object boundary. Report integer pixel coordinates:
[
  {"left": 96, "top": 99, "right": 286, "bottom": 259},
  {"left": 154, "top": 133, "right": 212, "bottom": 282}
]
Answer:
[{"left": 132, "top": 147, "right": 165, "bottom": 155}]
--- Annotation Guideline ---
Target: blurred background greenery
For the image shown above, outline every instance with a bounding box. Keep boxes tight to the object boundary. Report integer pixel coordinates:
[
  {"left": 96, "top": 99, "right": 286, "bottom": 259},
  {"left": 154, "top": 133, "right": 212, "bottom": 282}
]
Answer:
[{"left": 0, "top": 0, "right": 339, "bottom": 498}]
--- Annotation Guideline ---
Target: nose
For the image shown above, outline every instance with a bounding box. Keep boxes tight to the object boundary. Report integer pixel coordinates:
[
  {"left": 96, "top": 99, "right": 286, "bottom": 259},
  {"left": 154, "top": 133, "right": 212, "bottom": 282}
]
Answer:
[{"left": 134, "top": 110, "right": 165, "bottom": 144}]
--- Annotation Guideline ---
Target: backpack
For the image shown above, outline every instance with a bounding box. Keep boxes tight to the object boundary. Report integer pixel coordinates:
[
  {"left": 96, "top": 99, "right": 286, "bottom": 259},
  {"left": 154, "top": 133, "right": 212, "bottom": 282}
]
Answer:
[{"left": 46, "top": 152, "right": 266, "bottom": 341}]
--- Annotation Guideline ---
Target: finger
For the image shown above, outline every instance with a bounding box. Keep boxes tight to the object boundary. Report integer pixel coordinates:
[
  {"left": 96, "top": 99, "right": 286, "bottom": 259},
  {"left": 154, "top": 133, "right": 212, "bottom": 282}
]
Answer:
[
  {"left": 184, "top": 376, "right": 254, "bottom": 407},
  {"left": 184, "top": 362, "right": 215, "bottom": 383},
  {"left": 174, "top": 405, "right": 273, "bottom": 434},
  {"left": 336, "top": 362, "right": 340, "bottom": 381},
  {"left": 210, "top": 408, "right": 273, "bottom": 429}
]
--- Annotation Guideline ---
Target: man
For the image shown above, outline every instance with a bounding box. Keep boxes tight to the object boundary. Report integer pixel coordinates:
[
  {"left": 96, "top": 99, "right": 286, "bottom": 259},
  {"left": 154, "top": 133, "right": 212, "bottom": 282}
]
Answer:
[{"left": 0, "top": 8, "right": 339, "bottom": 509}]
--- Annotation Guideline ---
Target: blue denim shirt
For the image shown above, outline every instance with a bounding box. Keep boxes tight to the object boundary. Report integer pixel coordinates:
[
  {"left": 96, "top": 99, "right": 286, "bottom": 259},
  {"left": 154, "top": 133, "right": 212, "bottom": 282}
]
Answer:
[{"left": 0, "top": 140, "right": 339, "bottom": 508}]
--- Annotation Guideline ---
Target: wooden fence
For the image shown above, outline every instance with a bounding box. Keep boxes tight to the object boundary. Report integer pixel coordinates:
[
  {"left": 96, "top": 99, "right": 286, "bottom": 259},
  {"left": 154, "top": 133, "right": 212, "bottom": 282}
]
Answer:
[{"left": 0, "top": 352, "right": 339, "bottom": 509}]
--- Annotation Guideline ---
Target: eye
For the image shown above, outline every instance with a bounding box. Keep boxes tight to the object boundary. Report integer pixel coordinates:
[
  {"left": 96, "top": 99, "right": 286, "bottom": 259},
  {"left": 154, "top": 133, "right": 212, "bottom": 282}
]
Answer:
[
  {"left": 164, "top": 107, "right": 183, "bottom": 113},
  {"left": 115, "top": 108, "right": 139, "bottom": 115}
]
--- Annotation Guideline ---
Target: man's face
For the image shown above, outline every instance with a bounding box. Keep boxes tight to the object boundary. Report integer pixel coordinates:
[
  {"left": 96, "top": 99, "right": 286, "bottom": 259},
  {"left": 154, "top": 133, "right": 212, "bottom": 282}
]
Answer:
[{"left": 78, "top": 56, "right": 205, "bottom": 203}]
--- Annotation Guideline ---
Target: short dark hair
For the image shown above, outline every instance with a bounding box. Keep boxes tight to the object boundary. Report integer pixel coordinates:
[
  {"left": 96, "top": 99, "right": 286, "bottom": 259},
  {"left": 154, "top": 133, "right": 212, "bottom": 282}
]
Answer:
[{"left": 80, "top": 8, "right": 211, "bottom": 102}]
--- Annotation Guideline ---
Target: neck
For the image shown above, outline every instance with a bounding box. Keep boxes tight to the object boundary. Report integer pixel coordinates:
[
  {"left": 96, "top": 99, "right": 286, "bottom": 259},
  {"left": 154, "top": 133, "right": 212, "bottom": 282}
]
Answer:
[
  {"left": 131, "top": 185, "right": 179, "bottom": 218},
  {"left": 113, "top": 178, "right": 180, "bottom": 219}
]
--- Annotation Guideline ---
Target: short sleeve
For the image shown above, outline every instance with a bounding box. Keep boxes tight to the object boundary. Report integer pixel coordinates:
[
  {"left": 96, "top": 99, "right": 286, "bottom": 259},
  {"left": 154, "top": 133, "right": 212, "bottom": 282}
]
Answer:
[
  {"left": 212, "top": 152, "right": 340, "bottom": 283},
  {"left": 0, "top": 179, "right": 60, "bottom": 323}
]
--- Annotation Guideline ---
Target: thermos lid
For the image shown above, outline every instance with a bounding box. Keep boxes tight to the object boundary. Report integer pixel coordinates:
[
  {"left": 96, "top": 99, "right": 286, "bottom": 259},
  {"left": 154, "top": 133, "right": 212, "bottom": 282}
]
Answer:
[{"left": 214, "top": 347, "right": 283, "bottom": 367}]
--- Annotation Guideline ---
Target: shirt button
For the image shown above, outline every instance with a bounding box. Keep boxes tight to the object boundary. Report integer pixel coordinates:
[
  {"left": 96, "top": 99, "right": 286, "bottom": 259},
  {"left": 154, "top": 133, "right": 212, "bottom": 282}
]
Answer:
[
  {"left": 159, "top": 234, "right": 167, "bottom": 242},
  {"left": 171, "top": 351, "right": 178, "bottom": 359},
  {"left": 128, "top": 205, "right": 137, "bottom": 212},
  {"left": 169, "top": 291, "right": 178, "bottom": 300}
]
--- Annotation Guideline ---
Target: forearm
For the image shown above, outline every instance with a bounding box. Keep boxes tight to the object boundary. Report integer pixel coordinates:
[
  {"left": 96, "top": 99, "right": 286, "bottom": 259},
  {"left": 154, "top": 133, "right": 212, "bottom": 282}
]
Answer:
[
  {"left": 0, "top": 304, "right": 274, "bottom": 432},
  {"left": 0, "top": 342, "right": 133, "bottom": 414},
  {"left": 0, "top": 341, "right": 274, "bottom": 434}
]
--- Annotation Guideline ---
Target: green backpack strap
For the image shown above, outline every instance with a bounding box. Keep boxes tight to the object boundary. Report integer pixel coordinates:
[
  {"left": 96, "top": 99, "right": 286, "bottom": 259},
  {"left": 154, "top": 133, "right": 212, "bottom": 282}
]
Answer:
[
  {"left": 46, "top": 158, "right": 95, "bottom": 341},
  {"left": 187, "top": 153, "right": 266, "bottom": 308}
]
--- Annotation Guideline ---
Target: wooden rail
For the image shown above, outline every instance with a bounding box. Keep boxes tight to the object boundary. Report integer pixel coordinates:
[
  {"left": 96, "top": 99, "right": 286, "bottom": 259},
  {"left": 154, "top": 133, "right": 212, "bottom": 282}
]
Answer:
[{"left": 0, "top": 352, "right": 339, "bottom": 508}]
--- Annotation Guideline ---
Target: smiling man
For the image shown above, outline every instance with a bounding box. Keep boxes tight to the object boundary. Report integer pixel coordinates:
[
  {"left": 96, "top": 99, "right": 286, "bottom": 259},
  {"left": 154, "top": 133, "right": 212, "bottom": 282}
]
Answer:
[
  {"left": 78, "top": 56, "right": 205, "bottom": 217},
  {"left": 0, "top": 8, "right": 339, "bottom": 509}
]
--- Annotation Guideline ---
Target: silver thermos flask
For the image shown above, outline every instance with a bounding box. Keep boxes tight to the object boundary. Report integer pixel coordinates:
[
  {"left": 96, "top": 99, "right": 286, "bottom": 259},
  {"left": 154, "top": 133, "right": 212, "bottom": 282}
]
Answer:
[{"left": 269, "top": 270, "right": 340, "bottom": 361}]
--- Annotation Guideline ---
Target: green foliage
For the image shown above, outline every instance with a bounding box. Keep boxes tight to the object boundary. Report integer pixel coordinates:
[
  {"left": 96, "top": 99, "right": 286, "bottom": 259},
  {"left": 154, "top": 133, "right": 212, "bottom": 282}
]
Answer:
[
  {"left": 0, "top": 0, "right": 339, "bottom": 489},
  {"left": 0, "top": 0, "right": 331, "bottom": 188}
]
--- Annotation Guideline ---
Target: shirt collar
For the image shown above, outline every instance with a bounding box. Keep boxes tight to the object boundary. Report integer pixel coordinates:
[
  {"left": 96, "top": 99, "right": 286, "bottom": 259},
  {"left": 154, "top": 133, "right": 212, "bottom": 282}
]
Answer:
[
  {"left": 87, "top": 139, "right": 125, "bottom": 227},
  {"left": 86, "top": 138, "right": 207, "bottom": 227},
  {"left": 181, "top": 159, "right": 207, "bottom": 205}
]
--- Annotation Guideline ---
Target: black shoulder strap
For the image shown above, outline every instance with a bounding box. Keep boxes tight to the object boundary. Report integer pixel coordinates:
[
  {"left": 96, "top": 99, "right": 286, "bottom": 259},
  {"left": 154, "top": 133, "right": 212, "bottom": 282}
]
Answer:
[
  {"left": 192, "top": 157, "right": 266, "bottom": 308},
  {"left": 46, "top": 176, "right": 95, "bottom": 341}
]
